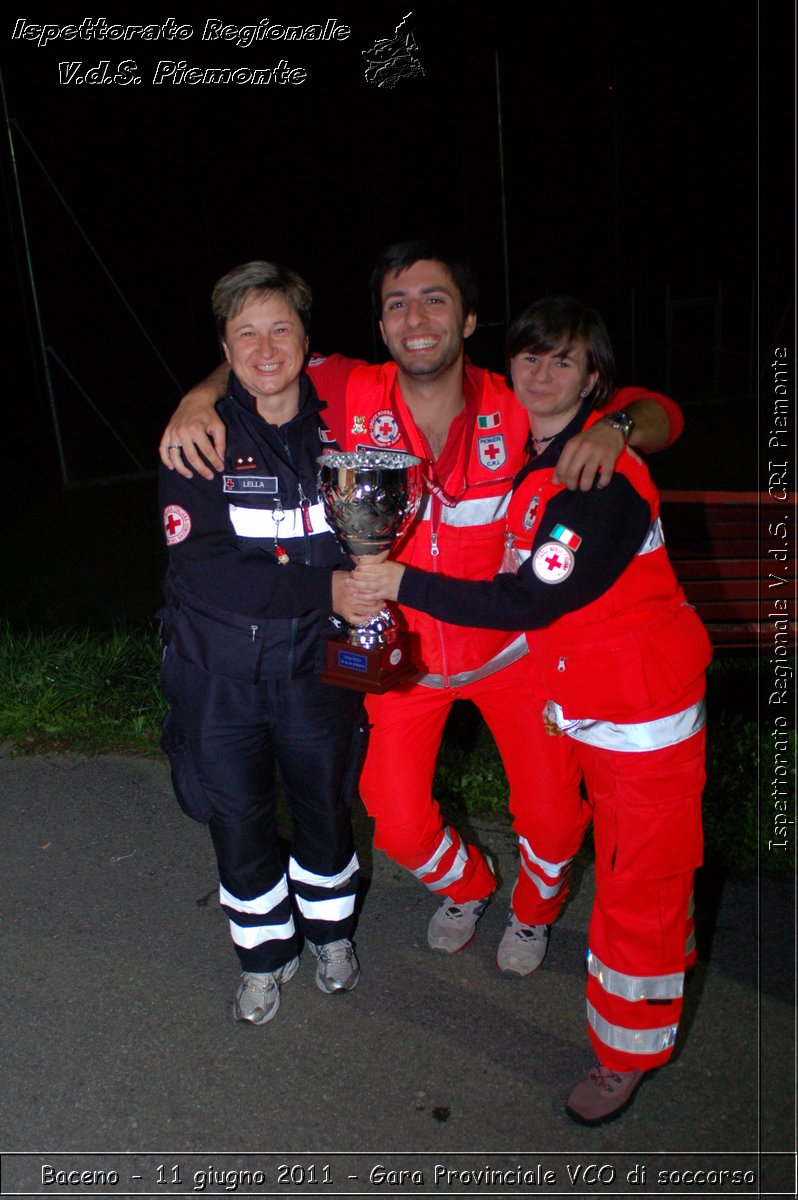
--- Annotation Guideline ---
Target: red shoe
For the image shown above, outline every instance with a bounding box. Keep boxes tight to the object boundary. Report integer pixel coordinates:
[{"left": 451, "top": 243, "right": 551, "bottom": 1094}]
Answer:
[{"left": 565, "top": 1063, "right": 646, "bottom": 1125}]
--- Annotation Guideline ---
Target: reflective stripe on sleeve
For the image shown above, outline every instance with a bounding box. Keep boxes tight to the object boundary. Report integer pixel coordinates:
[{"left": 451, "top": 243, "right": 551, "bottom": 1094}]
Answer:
[
  {"left": 417, "top": 633, "right": 528, "bottom": 689},
  {"left": 228, "top": 501, "right": 332, "bottom": 539},
  {"left": 587, "top": 1001, "right": 678, "bottom": 1055},
  {"left": 685, "top": 929, "right": 696, "bottom": 955},
  {"left": 547, "top": 697, "right": 706, "bottom": 753},
  {"left": 587, "top": 950, "right": 684, "bottom": 1001},
  {"left": 288, "top": 853, "right": 359, "bottom": 890}
]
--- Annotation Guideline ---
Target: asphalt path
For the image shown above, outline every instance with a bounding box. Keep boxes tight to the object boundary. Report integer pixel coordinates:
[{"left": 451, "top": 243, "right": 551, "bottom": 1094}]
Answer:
[{"left": 1, "top": 753, "right": 794, "bottom": 1197}]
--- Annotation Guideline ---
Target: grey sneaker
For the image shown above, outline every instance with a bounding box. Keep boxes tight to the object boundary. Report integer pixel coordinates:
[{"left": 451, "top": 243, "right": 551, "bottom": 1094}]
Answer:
[
  {"left": 427, "top": 894, "right": 492, "bottom": 954},
  {"left": 496, "top": 912, "right": 549, "bottom": 977},
  {"left": 233, "top": 956, "right": 299, "bottom": 1025},
  {"left": 307, "top": 939, "right": 360, "bottom": 994}
]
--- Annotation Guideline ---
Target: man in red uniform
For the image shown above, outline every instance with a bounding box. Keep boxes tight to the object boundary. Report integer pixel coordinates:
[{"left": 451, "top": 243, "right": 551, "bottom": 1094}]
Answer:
[{"left": 160, "top": 242, "right": 683, "bottom": 967}]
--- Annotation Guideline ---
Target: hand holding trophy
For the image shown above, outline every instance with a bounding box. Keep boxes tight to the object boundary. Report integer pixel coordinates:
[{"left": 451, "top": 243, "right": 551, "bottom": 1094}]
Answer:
[{"left": 318, "top": 450, "right": 422, "bottom": 692}]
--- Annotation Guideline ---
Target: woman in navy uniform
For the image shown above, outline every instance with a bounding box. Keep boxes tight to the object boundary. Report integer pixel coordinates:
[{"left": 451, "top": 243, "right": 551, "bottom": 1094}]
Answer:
[{"left": 160, "top": 262, "right": 370, "bottom": 1025}]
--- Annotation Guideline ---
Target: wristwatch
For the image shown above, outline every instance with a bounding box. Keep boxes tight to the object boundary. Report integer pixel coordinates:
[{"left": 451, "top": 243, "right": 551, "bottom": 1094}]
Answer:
[{"left": 602, "top": 409, "right": 635, "bottom": 443}]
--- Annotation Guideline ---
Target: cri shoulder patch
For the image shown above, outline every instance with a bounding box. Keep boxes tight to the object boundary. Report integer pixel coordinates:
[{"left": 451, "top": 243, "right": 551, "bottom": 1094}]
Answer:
[
  {"left": 532, "top": 541, "right": 574, "bottom": 583},
  {"left": 477, "top": 434, "right": 506, "bottom": 471},
  {"left": 163, "top": 504, "right": 191, "bottom": 546}
]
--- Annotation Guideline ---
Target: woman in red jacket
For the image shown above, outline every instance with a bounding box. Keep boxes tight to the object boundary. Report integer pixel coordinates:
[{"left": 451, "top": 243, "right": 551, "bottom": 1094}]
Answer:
[{"left": 352, "top": 296, "right": 712, "bottom": 1125}]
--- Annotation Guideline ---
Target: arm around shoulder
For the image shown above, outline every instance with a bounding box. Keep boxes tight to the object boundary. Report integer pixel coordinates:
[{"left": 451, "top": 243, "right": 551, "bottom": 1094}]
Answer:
[
  {"left": 159, "top": 363, "right": 230, "bottom": 479},
  {"left": 614, "top": 386, "right": 684, "bottom": 454}
]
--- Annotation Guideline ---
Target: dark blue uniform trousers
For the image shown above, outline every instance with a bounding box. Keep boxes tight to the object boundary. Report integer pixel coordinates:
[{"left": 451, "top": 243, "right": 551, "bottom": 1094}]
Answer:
[{"left": 161, "top": 648, "right": 366, "bottom": 972}]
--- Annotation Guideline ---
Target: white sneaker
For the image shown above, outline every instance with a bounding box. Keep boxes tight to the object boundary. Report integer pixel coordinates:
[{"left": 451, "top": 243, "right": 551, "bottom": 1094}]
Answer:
[
  {"left": 428, "top": 894, "right": 492, "bottom": 954},
  {"left": 233, "top": 956, "right": 299, "bottom": 1025},
  {"left": 496, "top": 911, "right": 549, "bottom": 976}
]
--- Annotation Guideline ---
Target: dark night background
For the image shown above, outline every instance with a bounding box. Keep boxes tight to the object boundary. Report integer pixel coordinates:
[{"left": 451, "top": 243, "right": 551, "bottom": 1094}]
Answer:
[{"left": 0, "top": 5, "right": 792, "bottom": 628}]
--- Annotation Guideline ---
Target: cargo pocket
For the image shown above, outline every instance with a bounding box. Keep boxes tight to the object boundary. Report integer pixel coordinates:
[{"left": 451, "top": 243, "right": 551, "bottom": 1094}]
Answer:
[
  {"left": 594, "top": 732, "right": 706, "bottom": 881},
  {"left": 160, "top": 646, "right": 213, "bottom": 824}
]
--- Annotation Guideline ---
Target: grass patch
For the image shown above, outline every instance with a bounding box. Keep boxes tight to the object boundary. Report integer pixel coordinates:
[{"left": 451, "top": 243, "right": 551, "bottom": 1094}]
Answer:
[
  {"left": 0, "top": 626, "right": 791, "bottom": 879},
  {"left": 0, "top": 623, "right": 165, "bottom": 754}
]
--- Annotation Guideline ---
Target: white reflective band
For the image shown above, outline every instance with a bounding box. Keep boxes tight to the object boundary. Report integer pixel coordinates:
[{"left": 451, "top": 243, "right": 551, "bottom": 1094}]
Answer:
[
  {"left": 547, "top": 698, "right": 706, "bottom": 753},
  {"left": 519, "top": 836, "right": 572, "bottom": 881},
  {"left": 637, "top": 516, "right": 665, "bottom": 555},
  {"left": 220, "top": 876, "right": 288, "bottom": 916},
  {"left": 427, "top": 839, "right": 469, "bottom": 893},
  {"left": 417, "top": 633, "right": 528, "bottom": 689},
  {"left": 228, "top": 501, "right": 332, "bottom": 539},
  {"left": 229, "top": 915, "right": 296, "bottom": 948},
  {"left": 587, "top": 950, "right": 684, "bottom": 1001},
  {"left": 587, "top": 1000, "right": 678, "bottom": 1055},
  {"left": 411, "top": 827, "right": 454, "bottom": 880},
  {"left": 418, "top": 492, "right": 511, "bottom": 528},
  {"left": 288, "top": 853, "right": 359, "bottom": 890},
  {"left": 520, "top": 856, "right": 566, "bottom": 900},
  {"left": 685, "top": 929, "right": 696, "bottom": 955},
  {"left": 688, "top": 892, "right": 695, "bottom": 918},
  {"left": 294, "top": 893, "right": 356, "bottom": 921}
]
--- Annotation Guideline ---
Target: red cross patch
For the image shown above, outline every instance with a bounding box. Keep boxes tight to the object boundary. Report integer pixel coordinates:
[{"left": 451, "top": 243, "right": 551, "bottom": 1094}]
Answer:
[
  {"left": 478, "top": 434, "right": 506, "bottom": 471},
  {"left": 369, "top": 409, "right": 400, "bottom": 447},
  {"left": 163, "top": 504, "right": 191, "bottom": 546},
  {"left": 532, "top": 540, "right": 574, "bottom": 583},
  {"left": 523, "top": 495, "right": 540, "bottom": 531}
]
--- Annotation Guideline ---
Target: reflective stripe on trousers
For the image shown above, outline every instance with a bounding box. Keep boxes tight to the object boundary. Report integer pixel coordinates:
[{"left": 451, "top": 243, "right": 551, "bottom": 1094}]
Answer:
[
  {"left": 587, "top": 1000, "right": 678, "bottom": 1056},
  {"left": 519, "top": 835, "right": 573, "bottom": 901},
  {"left": 290, "top": 852, "right": 359, "bottom": 922},
  {"left": 546, "top": 697, "right": 706, "bottom": 753},
  {"left": 221, "top": 876, "right": 296, "bottom": 949},
  {"left": 410, "top": 825, "right": 469, "bottom": 892},
  {"left": 587, "top": 949, "right": 684, "bottom": 1001}
]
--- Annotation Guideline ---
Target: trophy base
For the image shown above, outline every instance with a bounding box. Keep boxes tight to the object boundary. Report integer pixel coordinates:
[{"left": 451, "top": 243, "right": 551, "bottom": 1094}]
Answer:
[{"left": 321, "top": 632, "right": 415, "bottom": 694}]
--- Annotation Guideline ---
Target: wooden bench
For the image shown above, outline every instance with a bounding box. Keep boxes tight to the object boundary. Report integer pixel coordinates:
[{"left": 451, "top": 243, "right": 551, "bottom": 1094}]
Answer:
[{"left": 660, "top": 490, "right": 795, "bottom": 651}]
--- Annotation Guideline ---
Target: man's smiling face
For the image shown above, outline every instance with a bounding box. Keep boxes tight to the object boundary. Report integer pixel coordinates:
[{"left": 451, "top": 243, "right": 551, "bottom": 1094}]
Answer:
[{"left": 379, "top": 259, "right": 477, "bottom": 380}]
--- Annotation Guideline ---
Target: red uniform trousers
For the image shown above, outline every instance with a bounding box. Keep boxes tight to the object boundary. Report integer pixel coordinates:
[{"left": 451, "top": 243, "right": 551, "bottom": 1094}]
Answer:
[
  {"left": 512, "top": 688, "right": 705, "bottom": 1074},
  {"left": 359, "top": 653, "right": 567, "bottom": 906}
]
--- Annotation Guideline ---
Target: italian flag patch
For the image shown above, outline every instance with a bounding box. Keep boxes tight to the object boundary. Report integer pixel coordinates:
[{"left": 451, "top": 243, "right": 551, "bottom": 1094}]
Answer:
[
  {"left": 549, "top": 523, "right": 582, "bottom": 550},
  {"left": 477, "top": 412, "right": 501, "bottom": 429}
]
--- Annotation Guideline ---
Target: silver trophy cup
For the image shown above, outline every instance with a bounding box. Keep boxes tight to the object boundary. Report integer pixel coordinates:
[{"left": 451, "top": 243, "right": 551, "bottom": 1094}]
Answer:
[{"left": 318, "top": 450, "right": 423, "bottom": 692}]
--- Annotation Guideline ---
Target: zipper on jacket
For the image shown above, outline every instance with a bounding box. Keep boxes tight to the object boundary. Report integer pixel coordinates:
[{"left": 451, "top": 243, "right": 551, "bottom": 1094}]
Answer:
[
  {"left": 430, "top": 494, "right": 442, "bottom": 557},
  {"left": 250, "top": 624, "right": 259, "bottom": 643},
  {"left": 557, "top": 656, "right": 566, "bottom": 672},
  {"left": 429, "top": 492, "right": 450, "bottom": 682}
]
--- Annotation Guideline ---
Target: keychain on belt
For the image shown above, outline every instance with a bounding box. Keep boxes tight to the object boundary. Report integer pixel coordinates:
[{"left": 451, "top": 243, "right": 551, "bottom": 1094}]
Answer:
[{"left": 273, "top": 501, "right": 289, "bottom": 565}]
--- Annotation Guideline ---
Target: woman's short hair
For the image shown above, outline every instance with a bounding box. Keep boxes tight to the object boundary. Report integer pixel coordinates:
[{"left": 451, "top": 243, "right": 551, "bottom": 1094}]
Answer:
[
  {"left": 212, "top": 261, "right": 312, "bottom": 339},
  {"left": 506, "top": 295, "right": 615, "bottom": 408}
]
